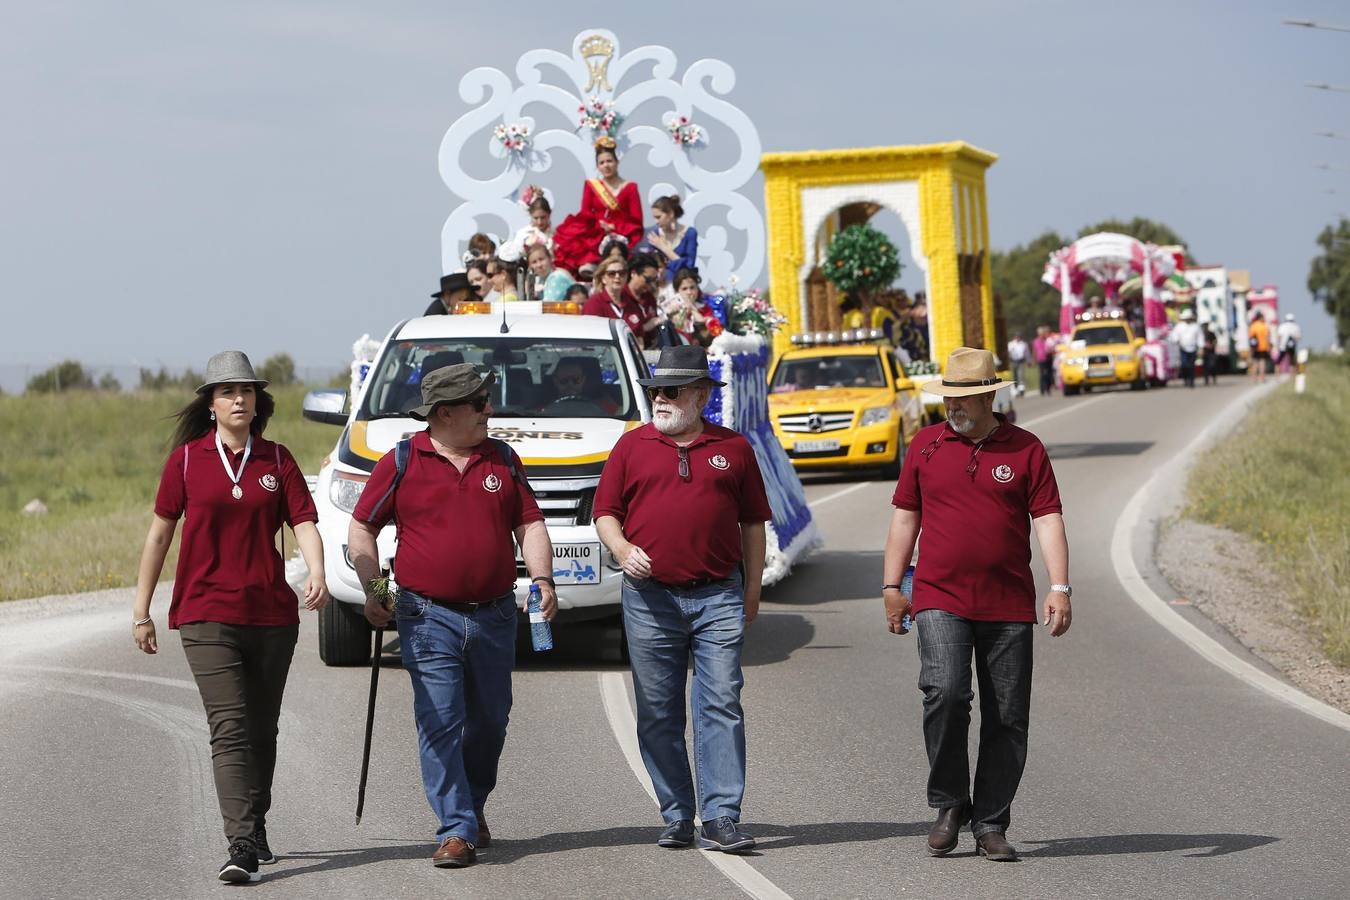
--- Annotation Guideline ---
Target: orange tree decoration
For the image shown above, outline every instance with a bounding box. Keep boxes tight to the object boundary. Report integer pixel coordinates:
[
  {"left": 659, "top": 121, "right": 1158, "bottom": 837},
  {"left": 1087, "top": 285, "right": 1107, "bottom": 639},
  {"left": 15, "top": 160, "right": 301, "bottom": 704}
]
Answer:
[{"left": 822, "top": 223, "right": 901, "bottom": 304}]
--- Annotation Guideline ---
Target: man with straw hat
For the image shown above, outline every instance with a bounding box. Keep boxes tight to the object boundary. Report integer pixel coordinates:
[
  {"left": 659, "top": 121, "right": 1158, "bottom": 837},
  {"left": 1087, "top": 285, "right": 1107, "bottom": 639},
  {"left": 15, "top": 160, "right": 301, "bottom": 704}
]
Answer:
[{"left": 882, "top": 347, "right": 1072, "bottom": 862}]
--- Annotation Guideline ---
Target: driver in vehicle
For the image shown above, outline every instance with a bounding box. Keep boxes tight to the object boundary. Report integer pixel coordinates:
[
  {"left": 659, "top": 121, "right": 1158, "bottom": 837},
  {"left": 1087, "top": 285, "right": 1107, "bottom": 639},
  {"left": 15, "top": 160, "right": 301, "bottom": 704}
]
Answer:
[{"left": 546, "top": 358, "right": 619, "bottom": 414}]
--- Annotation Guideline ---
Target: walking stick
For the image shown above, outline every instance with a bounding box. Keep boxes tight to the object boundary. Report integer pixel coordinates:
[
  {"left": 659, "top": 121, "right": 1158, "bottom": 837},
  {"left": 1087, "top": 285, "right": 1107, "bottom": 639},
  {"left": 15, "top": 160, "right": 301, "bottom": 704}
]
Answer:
[{"left": 355, "top": 625, "right": 385, "bottom": 824}]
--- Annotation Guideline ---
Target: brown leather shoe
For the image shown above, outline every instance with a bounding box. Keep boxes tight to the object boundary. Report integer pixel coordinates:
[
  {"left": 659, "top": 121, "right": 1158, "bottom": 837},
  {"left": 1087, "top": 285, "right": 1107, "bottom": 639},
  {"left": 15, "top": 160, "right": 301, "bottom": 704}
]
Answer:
[
  {"left": 476, "top": 814, "right": 491, "bottom": 849},
  {"left": 975, "top": 831, "right": 1018, "bottom": 862},
  {"left": 926, "top": 803, "right": 971, "bottom": 856},
  {"left": 431, "top": 836, "right": 476, "bottom": 868}
]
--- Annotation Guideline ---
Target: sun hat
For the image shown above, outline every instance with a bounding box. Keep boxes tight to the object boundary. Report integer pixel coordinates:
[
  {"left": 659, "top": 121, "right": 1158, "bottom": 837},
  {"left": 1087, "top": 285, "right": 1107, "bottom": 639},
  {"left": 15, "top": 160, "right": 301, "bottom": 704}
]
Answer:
[
  {"left": 196, "top": 351, "right": 268, "bottom": 394},
  {"left": 921, "top": 347, "right": 1011, "bottom": 398},
  {"left": 408, "top": 363, "right": 496, "bottom": 420},
  {"left": 636, "top": 345, "right": 727, "bottom": 388}
]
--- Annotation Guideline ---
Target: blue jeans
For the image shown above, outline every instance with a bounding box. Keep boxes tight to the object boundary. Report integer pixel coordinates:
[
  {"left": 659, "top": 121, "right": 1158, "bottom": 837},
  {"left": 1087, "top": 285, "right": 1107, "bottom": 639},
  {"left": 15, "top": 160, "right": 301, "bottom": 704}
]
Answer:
[
  {"left": 395, "top": 589, "right": 516, "bottom": 843},
  {"left": 916, "top": 609, "right": 1032, "bottom": 837},
  {"left": 622, "top": 572, "right": 747, "bottom": 824}
]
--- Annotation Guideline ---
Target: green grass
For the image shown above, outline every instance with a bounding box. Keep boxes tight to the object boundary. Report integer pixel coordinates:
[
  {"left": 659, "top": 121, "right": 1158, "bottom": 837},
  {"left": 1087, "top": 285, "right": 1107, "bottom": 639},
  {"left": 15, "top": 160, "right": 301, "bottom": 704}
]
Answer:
[
  {"left": 1184, "top": 359, "right": 1350, "bottom": 666},
  {"left": 0, "top": 386, "right": 340, "bottom": 602}
]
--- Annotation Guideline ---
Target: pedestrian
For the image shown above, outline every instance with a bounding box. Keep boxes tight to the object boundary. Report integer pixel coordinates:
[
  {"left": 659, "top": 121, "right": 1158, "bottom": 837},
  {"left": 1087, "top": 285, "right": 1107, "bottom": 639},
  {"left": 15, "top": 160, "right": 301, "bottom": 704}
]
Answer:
[
  {"left": 594, "top": 345, "right": 773, "bottom": 854},
  {"left": 1201, "top": 324, "right": 1218, "bottom": 385},
  {"left": 882, "top": 346, "right": 1071, "bottom": 863},
  {"left": 131, "top": 350, "right": 330, "bottom": 884},
  {"left": 1170, "top": 308, "right": 1203, "bottom": 389},
  {"left": 1276, "top": 312, "right": 1302, "bottom": 374},
  {"left": 1032, "top": 325, "right": 1055, "bottom": 396},
  {"left": 1248, "top": 312, "right": 1271, "bottom": 384},
  {"left": 1005, "top": 333, "right": 1029, "bottom": 396},
  {"left": 424, "top": 272, "right": 476, "bottom": 316},
  {"left": 348, "top": 363, "right": 558, "bottom": 869}
]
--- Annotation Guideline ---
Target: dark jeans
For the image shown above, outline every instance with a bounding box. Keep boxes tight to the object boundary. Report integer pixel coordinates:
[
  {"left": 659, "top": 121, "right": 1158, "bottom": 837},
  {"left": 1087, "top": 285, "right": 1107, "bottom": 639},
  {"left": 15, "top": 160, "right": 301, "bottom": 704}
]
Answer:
[
  {"left": 180, "top": 621, "right": 299, "bottom": 845},
  {"left": 1202, "top": 352, "right": 1217, "bottom": 384},
  {"left": 1037, "top": 360, "right": 1055, "bottom": 395},
  {"left": 1180, "top": 350, "right": 1197, "bottom": 388},
  {"left": 916, "top": 609, "right": 1032, "bottom": 837}
]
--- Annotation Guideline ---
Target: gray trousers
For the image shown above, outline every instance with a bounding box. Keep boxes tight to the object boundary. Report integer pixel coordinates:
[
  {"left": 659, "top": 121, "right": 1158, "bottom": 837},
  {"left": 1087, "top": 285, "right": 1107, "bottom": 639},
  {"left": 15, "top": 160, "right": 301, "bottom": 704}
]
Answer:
[{"left": 180, "top": 621, "right": 298, "bottom": 845}]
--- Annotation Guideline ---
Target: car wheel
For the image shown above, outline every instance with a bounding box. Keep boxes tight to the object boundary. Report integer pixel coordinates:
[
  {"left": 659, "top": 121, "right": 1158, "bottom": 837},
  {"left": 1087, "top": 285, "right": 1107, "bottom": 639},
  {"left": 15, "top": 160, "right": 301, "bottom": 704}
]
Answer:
[
  {"left": 879, "top": 440, "right": 904, "bottom": 480},
  {"left": 1063, "top": 384, "right": 1081, "bottom": 396},
  {"left": 1130, "top": 376, "right": 1146, "bottom": 391},
  {"left": 319, "top": 598, "right": 373, "bottom": 666}
]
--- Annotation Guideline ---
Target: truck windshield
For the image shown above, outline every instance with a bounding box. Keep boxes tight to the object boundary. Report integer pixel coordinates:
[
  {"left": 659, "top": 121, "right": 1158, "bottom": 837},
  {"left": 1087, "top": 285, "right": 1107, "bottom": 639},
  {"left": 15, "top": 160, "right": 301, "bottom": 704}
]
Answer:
[
  {"left": 1075, "top": 326, "right": 1130, "bottom": 346},
  {"left": 771, "top": 355, "right": 886, "bottom": 391},
  {"left": 359, "top": 338, "right": 639, "bottom": 420}
]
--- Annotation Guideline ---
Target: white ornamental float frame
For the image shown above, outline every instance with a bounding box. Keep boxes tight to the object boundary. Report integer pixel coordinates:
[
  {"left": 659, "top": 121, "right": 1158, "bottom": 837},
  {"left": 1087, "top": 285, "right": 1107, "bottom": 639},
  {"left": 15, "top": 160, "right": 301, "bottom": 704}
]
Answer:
[{"left": 437, "top": 29, "right": 765, "bottom": 288}]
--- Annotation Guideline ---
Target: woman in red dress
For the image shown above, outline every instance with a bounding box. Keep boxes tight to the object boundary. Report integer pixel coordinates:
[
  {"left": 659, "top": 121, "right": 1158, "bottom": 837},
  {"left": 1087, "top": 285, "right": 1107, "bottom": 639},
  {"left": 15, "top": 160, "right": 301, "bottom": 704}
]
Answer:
[{"left": 553, "top": 136, "right": 643, "bottom": 276}]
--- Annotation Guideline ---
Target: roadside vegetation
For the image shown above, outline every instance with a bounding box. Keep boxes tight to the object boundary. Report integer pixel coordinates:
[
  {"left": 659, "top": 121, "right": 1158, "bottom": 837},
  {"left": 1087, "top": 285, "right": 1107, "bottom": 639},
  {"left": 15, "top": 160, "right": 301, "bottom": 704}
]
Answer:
[
  {"left": 1184, "top": 358, "right": 1350, "bottom": 666},
  {"left": 0, "top": 383, "right": 338, "bottom": 602}
]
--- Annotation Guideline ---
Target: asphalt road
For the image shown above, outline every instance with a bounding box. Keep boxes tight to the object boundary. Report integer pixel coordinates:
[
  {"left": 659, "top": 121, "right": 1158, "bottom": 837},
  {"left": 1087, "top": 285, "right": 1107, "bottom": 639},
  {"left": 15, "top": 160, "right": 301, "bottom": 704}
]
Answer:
[{"left": 3, "top": 377, "right": 1348, "bottom": 900}]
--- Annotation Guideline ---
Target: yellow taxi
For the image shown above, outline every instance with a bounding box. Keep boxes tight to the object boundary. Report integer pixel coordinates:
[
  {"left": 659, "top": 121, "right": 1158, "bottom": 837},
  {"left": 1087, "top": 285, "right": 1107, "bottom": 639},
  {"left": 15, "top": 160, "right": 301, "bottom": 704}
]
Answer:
[
  {"left": 766, "top": 338, "right": 923, "bottom": 476},
  {"left": 1058, "top": 311, "right": 1147, "bottom": 395}
]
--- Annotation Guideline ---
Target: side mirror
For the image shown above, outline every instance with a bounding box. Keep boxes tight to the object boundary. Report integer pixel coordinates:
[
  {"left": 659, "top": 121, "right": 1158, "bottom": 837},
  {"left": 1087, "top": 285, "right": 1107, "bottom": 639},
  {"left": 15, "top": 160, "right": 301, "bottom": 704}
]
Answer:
[
  {"left": 302, "top": 389, "right": 349, "bottom": 426},
  {"left": 1133, "top": 337, "right": 1146, "bottom": 348}
]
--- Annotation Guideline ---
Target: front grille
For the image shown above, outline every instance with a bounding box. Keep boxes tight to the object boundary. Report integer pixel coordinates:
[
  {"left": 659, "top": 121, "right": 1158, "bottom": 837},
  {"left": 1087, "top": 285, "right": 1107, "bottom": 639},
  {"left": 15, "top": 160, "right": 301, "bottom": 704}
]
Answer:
[
  {"left": 790, "top": 445, "right": 850, "bottom": 458},
  {"left": 529, "top": 477, "right": 599, "bottom": 527},
  {"left": 777, "top": 411, "right": 855, "bottom": 433},
  {"left": 1088, "top": 354, "right": 1111, "bottom": 367}
]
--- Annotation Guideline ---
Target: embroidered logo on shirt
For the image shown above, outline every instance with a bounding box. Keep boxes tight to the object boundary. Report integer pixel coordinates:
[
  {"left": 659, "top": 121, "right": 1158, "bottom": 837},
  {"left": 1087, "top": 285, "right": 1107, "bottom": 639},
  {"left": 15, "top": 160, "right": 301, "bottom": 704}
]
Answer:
[
  {"left": 709, "top": 454, "right": 730, "bottom": 470},
  {"left": 259, "top": 474, "right": 279, "bottom": 492},
  {"left": 483, "top": 473, "right": 503, "bottom": 493},
  {"left": 991, "top": 464, "right": 1014, "bottom": 483}
]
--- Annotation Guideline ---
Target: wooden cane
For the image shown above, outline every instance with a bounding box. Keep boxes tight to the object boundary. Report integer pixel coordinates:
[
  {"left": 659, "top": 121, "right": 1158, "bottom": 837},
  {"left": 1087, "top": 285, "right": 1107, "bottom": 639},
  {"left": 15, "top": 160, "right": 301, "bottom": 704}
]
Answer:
[{"left": 355, "top": 626, "right": 385, "bottom": 824}]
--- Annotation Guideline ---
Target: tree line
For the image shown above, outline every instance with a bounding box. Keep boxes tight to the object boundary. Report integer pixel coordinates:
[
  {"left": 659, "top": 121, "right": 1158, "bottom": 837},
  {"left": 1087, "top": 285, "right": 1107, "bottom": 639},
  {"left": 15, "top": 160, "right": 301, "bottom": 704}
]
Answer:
[{"left": 22, "top": 354, "right": 302, "bottom": 395}]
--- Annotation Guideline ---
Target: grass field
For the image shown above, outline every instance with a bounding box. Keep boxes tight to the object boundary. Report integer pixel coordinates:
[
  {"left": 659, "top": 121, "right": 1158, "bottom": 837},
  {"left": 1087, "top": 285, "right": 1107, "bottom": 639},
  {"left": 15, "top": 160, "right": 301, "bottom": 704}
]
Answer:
[
  {"left": 1184, "top": 359, "right": 1350, "bottom": 667},
  {"left": 0, "top": 386, "right": 340, "bottom": 602}
]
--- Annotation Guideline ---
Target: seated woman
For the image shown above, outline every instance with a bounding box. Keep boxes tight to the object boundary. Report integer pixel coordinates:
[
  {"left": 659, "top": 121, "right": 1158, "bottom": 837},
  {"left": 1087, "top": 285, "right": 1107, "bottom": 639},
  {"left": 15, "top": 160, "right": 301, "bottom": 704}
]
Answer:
[
  {"left": 462, "top": 232, "right": 497, "bottom": 265},
  {"left": 664, "top": 266, "right": 720, "bottom": 347},
  {"left": 465, "top": 258, "right": 490, "bottom": 297},
  {"left": 512, "top": 186, "right": 554, "bottom": 253},
  {"left": 553, "top": 137, "right": 643, "bottom": 277},
  {"left": 581, "top": 258, "right": 646, "bottom": 342},
  {"left": 641, "top": 195, "right": 698, "bottom": 284},
  {"left": 524, "top": 243, "right": 575, "bottom": 302}
]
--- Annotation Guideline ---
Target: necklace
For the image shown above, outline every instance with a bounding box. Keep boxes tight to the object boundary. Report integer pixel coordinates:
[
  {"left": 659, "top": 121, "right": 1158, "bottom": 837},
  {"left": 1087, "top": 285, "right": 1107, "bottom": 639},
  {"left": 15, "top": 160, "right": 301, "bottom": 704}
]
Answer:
[{"left": 215, "top": 431, "right": 253, "bottom": 500}]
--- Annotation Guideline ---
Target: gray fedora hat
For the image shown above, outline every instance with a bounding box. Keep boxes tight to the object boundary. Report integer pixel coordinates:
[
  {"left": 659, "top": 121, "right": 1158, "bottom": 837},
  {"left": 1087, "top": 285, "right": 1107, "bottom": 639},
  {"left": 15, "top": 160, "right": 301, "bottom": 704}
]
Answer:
[
  {"left": 409, "top": 363, "right": 496, "bottom": 420},
  {"left": 637, "top": 345, "right": 726, "bottom": 388},
  {"left": 196, "top": 350, "right": 268, "bottom": 393}
]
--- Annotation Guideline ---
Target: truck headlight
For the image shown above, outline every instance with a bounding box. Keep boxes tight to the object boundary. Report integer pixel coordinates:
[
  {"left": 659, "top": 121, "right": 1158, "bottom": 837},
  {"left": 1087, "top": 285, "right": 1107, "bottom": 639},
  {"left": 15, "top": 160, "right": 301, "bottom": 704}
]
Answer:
[
  {"left": 859, "top": 405, "right": 892, "bottom": 426},
  {"left": 329, "top": 471, "right": 369, "bottom": 513},
  {"left": 1065, "top": 356, "right": 1085, "bottom": 367}
]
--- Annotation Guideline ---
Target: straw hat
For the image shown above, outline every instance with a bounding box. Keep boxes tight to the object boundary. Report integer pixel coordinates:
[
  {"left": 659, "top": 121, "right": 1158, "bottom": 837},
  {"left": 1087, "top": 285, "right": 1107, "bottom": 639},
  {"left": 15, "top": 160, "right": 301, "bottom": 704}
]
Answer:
[{"left": 921, "top": 347, "right": 1010, "bottom": 398}]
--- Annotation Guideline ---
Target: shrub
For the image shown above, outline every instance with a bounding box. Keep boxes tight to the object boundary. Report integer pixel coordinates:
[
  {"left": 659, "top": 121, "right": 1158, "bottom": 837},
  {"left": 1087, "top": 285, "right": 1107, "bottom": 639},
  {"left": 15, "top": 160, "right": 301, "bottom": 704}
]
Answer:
[
  {"left": 257, "top": 353, "right": 297, "bottom": 387},
  {"left": 26, "top": 360, "right": 95, "bottom": 394}
]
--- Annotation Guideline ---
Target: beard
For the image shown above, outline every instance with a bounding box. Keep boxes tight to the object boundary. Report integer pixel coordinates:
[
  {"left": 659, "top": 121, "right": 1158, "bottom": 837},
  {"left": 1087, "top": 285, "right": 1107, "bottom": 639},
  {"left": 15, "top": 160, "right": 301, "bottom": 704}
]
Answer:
[
  {"left": 946, "top": 408, "right": 975, "bottom": 434},
  {"left": 653, "top": 403, "right": 701, "bottom": 435}
]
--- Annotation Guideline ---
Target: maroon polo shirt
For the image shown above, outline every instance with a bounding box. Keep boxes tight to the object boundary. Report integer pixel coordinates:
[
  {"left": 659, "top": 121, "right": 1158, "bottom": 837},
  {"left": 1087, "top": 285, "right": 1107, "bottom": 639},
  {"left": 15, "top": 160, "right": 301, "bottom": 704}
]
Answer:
[
  {"left": 594, "top": 421, "right": 773, "bottom": 585},
  {"left": 154, "top": 434, "right": 317, "bottom": 629},
  {"left": 892, "top": 414, "right": 1062, "bottom": 623},
  {"left": 583, "top": 290, "right": 644, "bottom": 335},
  {"left": 351, "top": 432, "right": 542, "bottom": 603}
]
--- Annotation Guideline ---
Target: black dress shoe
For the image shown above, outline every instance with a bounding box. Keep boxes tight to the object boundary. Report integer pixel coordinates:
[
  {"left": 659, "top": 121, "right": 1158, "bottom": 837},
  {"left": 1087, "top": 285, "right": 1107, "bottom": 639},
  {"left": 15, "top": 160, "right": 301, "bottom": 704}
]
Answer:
[
  {"left": 698, "top": 817, "right": 755, "bottom": 853},
  {"left": 926, "top": 803, "right": 971, "bottom": 856},
  {"left": 975, "top": 831, "right": 1018, "bottom": 862},
  {"left": 658, "top": 819, "right": 695, "bottom": 848}
]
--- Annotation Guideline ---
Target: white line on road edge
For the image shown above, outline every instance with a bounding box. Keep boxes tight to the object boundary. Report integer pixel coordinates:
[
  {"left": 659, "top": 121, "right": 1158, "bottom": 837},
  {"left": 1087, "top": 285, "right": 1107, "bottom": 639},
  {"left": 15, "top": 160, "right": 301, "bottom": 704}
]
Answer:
[
  {"left": 1016, "top": 393, "right": 1110, "bottom": 431},
  {"left": 597, "top": 672, "right": 793, "bottom": 900},
  {"left": 1109, "top": 385, "right": 1350, "bottom": 733},
  {"left": 806, "top": 481, "right": 870, "bottom": 509}
]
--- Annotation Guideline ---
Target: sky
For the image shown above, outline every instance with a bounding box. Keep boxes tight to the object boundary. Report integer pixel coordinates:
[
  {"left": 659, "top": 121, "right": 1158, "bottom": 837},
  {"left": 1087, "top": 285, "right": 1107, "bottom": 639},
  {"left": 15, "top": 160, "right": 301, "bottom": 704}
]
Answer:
[{"left": 3, "top": 0, "right": 1347, "bottom": 389}]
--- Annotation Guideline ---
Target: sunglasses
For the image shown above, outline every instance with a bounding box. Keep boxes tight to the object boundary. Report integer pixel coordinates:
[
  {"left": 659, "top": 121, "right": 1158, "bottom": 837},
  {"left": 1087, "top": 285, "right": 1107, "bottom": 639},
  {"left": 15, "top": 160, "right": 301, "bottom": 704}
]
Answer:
[
  {"left": 645, "top": 385, "right": 693, "bottom": 402},
  {"left": 449, "top": 392, "right": 491, "bottom": 412},
  {"left": 603, "top": 270, "right": 626, "bottom": 280},
  {"left": 677, "top": 446, "right": 690, "bottom": 480}
]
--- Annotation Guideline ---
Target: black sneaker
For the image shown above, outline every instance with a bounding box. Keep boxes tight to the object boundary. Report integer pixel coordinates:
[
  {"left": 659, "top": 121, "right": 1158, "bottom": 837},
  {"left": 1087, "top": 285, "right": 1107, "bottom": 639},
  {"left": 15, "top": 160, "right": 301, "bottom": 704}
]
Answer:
[
  {"left": 657, "top": 819, "right": 695, "bottom": 848},
  {"left": 697, "top": 816, "right": 755, "bottom": 853},
  {"left": 252, "top": 826, "right": 277, "bottom": 865},
  {"left": 219, "top": 840, "right": 261, "bottom": 883}
]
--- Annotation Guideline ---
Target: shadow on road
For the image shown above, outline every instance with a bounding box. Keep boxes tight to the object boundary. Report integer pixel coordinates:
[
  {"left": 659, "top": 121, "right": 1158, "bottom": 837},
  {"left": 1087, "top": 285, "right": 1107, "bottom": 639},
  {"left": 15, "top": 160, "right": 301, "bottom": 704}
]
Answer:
[
  {"left": 1045, "top": 441, "right": 1154, "bottom": 460},
  {"left": 1019, "top": 832, "right": 1278, "bottom": 859},
  {"left": 764, "top": 551, "right": 883, "bottom": 606},
  {"left": 743, "top": 611, "right": 815, "bottom": 667}
]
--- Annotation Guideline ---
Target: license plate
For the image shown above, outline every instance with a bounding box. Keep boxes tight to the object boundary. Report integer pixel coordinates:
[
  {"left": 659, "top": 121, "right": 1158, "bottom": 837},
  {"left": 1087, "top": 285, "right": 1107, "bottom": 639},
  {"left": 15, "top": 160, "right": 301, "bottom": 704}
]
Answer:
[
  {"left": 795, "top": 438, "right": 840, "bottom": 453},
  {"left": 1087, "top": 368, "right": 1114, "bottom": 379},
  {"left": 551, "top": 543, "right": 600, "bottom": 584}
]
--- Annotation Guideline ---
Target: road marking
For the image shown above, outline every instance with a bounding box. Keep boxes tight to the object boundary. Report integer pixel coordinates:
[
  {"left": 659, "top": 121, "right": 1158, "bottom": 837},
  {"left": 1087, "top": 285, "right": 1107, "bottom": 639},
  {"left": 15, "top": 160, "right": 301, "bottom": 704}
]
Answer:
[
  {"left": 598, "top": 672, "right": 793, "bottom": 900},
  {"left": 0, "top": 664, "right": 199, "bottom": 692},
  {"left": 805, "top": 481, "right": 870, "bottom": 509},
  {"left": 1109, "top": 386, "right": 1350, "bottom": 733},
  {"left": 1016, "top": 394, "right": 1110, "bottom": 431}
]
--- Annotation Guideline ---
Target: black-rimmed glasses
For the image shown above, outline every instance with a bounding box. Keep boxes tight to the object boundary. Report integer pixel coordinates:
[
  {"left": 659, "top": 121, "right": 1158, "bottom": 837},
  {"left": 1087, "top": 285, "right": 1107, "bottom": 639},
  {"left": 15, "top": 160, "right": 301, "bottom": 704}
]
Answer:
[
  {"left": 450, "top": 392, "right": 491, "bottom": 412},
  {"left": 677, "top": 446, "right": 690, "bottom": 480},
  {"left": 646, "top": 385, "right": 691, "bottom": 402},
  {"left": 602, "top": 270, "right": 626, "bottom": 280}
]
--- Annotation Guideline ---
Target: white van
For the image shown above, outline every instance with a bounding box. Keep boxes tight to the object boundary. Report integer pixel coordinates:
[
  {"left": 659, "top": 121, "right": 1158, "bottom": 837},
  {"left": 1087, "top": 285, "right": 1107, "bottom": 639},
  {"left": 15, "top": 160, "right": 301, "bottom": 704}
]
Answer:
[{"left": 303, "top": 304, "right": 651, "bottom": 665}]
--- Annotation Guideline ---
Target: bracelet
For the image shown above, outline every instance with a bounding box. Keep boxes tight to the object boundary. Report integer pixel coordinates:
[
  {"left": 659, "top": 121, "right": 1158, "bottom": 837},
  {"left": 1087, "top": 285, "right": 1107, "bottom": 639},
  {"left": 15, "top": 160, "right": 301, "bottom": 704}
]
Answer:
[
  {"left": 881, "top": 584, "right": 904, "bottom": 592},
  {"left": 133, "top": 616, "right": 152, "bottom": 627},
  {"left": 531, "top": 576, "right": 556, "bottom": 587}
]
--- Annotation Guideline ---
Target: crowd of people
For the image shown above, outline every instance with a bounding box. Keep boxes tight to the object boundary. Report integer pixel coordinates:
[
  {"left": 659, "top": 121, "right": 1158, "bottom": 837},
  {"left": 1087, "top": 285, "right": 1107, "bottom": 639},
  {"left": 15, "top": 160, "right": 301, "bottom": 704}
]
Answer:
[{"left": 425, "top": 137, "right": 716, "bottom": 349}]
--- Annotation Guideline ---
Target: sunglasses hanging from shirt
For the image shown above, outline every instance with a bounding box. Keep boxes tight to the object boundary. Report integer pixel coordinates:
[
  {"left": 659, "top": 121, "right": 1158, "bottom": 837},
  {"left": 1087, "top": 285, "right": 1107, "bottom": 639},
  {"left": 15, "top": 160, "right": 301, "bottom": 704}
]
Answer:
[{"left": 215, "top": 432, "right": 253, "bottom": 500}]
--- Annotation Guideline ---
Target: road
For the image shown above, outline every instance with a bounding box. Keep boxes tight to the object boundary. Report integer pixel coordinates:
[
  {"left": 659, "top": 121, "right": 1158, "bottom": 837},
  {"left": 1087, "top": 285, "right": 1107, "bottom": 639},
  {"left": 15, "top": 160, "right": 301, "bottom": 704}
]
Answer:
[{"left": 3, "top": 378, "right": 1348, "bottom": 900}]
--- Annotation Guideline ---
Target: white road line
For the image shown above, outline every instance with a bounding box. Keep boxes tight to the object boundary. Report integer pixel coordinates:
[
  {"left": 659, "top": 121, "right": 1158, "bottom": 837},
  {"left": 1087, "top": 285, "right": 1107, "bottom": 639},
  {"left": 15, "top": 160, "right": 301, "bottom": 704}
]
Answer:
[
  {"left": 1109, "top": 386, "right": 1350, "bottom": 733},
  {"left": 806, "top": 481, "right": 870, "bottom": 509},
  {"left": 1016, "top": 393, "right": 1110, "bottom": 431},
  {"left": 597, "top": 672, "right": 793, "bottom": 900}
]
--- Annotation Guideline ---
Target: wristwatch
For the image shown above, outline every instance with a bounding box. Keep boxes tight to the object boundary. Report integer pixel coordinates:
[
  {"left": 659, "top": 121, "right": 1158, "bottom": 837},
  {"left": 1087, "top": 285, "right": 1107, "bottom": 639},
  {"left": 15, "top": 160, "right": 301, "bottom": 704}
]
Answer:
[{"left": 1049, "top": 584, "right": 1073, "bottom": 598}]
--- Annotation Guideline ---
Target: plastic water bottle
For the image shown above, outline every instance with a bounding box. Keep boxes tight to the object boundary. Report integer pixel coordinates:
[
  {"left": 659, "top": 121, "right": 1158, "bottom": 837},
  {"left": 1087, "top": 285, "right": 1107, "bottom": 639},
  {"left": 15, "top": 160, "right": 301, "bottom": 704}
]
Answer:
[
  {"left": 900, "top": 565, "right": 915, "bottom": 633},
  {"left": 527, "top": 584, "right": 553, "bottom": 652}
]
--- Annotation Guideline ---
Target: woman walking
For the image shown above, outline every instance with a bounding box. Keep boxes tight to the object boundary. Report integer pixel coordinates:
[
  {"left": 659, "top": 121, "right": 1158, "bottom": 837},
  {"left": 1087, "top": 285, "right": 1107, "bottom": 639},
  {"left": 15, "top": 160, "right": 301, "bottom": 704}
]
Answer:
[{"left": 131, "top": 350, "right": 329, "bottom": 884}]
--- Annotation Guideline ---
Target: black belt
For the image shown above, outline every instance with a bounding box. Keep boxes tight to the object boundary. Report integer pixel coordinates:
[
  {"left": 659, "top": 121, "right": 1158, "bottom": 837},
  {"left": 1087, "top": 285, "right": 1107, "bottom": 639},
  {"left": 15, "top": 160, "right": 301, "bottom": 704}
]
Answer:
[
  {"left": 404, "top": 589, "right": 512, "bottom": 615},
  {"left": 653, "top": 575, "right": 733, "bottom": 591}
]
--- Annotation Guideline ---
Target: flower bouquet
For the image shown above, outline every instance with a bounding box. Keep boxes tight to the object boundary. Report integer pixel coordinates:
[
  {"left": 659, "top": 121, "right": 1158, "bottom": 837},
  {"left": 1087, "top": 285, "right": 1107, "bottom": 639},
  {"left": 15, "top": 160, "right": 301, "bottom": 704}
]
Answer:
[
  {"left": 725, "top": 286, "right": 786, "bottom": 338},
  {"left": 578, "top": 97, "right": 623, "bottom": 139},
  {"left": 666, "top": 114, "right": 704, "bottom": 146},
  {"left": 493, "top": 122, "right": 531, "bottom": 155}
]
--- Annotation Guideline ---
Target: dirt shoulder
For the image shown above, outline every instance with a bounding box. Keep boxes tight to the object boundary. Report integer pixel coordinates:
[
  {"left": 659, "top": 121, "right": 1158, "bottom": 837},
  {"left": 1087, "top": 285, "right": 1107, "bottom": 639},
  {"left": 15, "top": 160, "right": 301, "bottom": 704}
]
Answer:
[{"left": 1158, "top": 517, "right": 1350, "bottom": 714}]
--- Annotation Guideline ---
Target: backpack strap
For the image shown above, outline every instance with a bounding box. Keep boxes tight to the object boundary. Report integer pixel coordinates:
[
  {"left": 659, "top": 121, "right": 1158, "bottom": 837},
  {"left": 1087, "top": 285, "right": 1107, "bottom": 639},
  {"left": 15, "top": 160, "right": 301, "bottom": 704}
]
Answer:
[
  {"left": 364, "top": 437, "right": 413, "bottom": 523},
  {"left": 492, "top": 438, "right": 533, "bottom": 498}
]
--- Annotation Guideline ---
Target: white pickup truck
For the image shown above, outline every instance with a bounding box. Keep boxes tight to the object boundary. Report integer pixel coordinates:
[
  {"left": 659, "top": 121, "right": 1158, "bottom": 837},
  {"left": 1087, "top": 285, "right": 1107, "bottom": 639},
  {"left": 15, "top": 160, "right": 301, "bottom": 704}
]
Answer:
[{"left": 302, "top": 303, "right": 652, "bottom": 665}]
